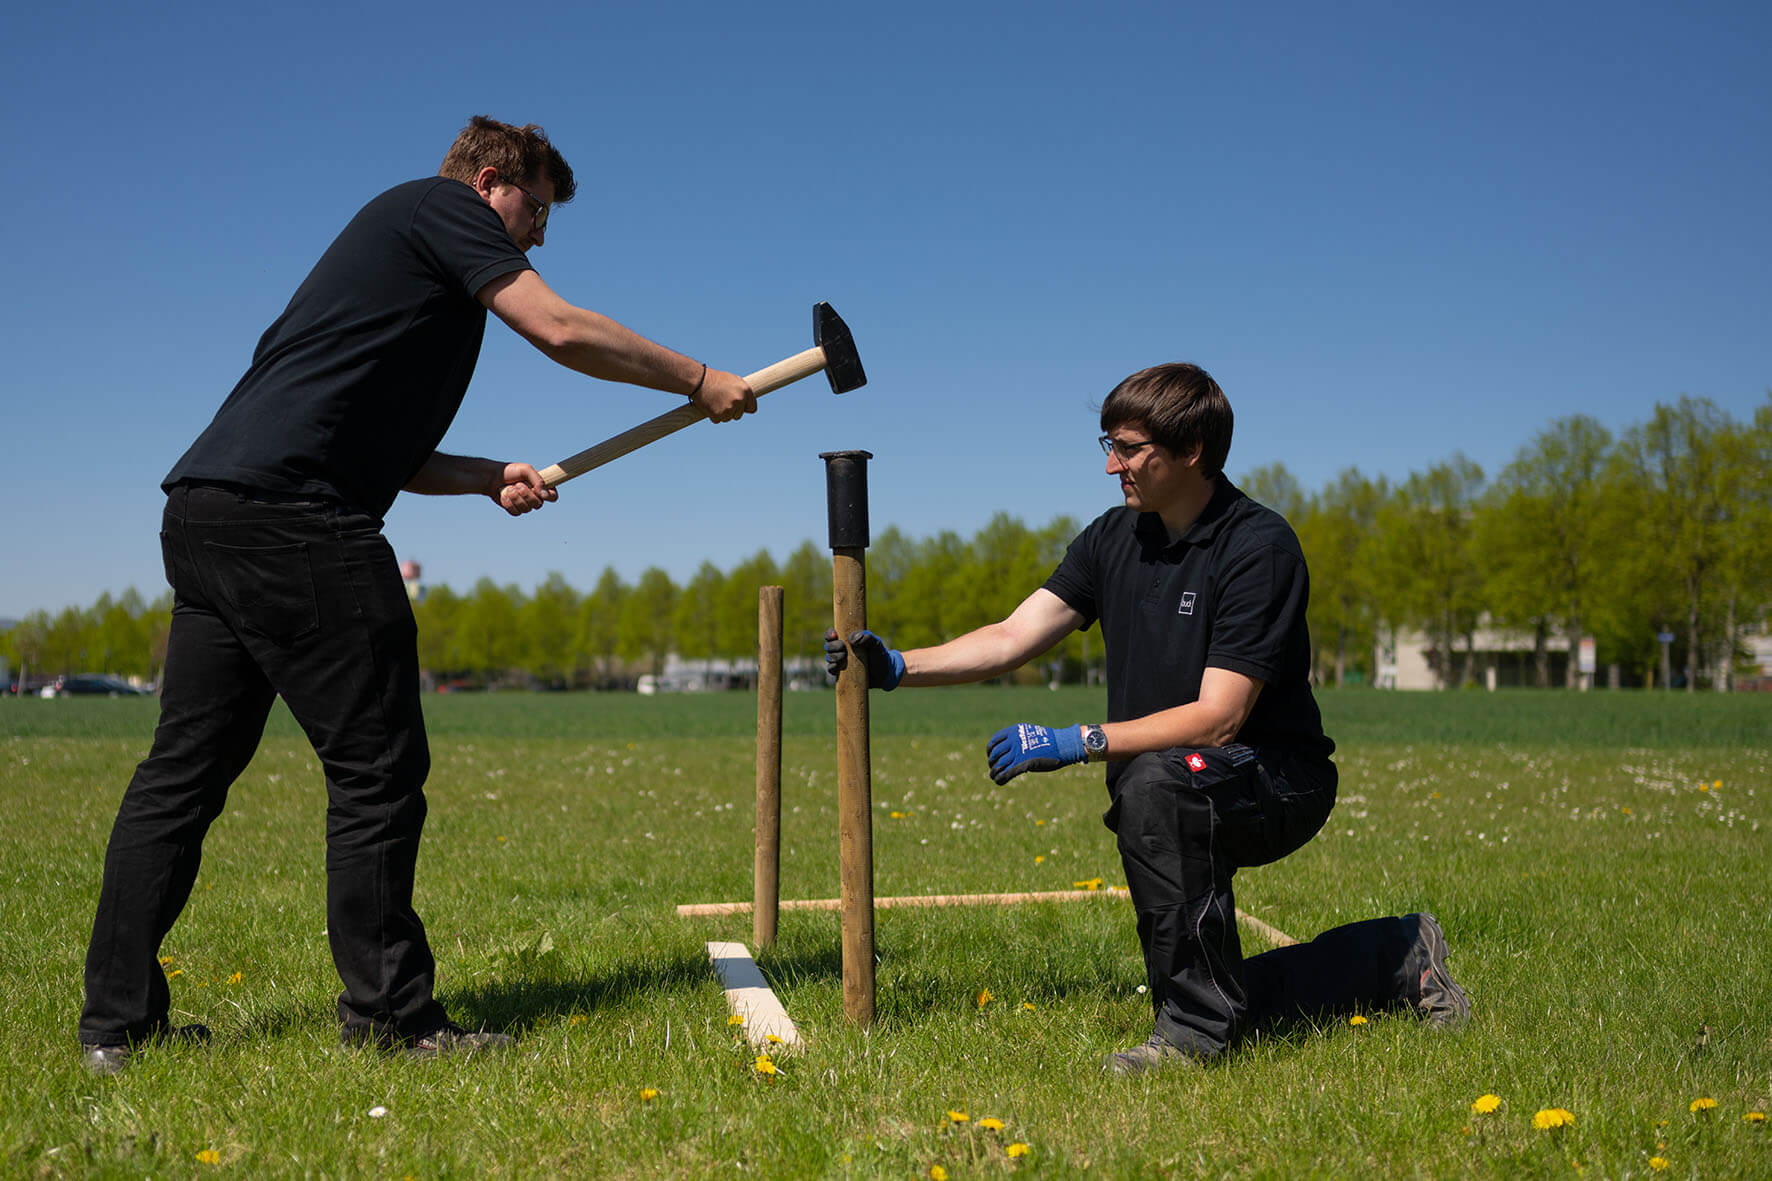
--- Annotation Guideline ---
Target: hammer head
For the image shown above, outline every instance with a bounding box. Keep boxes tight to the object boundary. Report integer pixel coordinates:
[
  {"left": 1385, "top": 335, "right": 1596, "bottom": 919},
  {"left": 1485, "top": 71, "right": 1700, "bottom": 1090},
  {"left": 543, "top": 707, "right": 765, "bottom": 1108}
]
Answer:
[{"left": 813, "top": 301, "right": 867, "bottom": 395}]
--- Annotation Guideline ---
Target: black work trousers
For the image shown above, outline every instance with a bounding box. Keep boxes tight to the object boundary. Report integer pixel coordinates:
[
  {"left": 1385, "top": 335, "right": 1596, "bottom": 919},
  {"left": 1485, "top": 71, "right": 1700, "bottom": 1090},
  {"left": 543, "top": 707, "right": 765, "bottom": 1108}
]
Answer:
[
  {"left": 79, "top": 483, "right": 448, "bottom": 1046},
  {"left": 1105, "top": 745, "right": 1420, "bottom": 1058}
]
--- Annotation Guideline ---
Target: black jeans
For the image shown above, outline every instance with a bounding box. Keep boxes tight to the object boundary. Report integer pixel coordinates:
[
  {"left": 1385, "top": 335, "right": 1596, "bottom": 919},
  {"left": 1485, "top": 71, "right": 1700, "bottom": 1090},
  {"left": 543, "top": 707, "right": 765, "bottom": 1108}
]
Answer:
[
  {"left": 1105, "top": 745, "right": 1419, "bottom": 1058},
  {"left": 79, "top": 483, "right": 447, "bottom": 1045}
]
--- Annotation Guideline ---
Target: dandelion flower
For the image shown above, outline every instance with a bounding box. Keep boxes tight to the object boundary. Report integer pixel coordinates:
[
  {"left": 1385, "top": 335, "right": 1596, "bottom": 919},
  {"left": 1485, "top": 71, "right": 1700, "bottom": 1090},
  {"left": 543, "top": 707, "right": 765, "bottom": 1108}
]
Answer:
[
  {"left": 195, "top": 1149, "right": 221, "bottom": 1165},
  {"left": 228, "top": 972, "right": 243, "bottom": 984},
  {"left": 1649, "top": 1158, "right": 1669, "bottom": 1171},
  {"left": 978, "top": 1117, "right": 1005, "bottom": 1132},
  {"left": 946, "top": 1110, "right": 969, "bottom": 1124},
  {"left": 568, "top": 1014, "right": 586, "bottom": 1026},
  {"left": 1007, "top": 1142, "right": 1030, "bottom": 1158},
  {"left": 160, "top": 956, "right": 175, "bottom": 967},
  {"left": 640, "top": 1088, "right": 659, "bottom": 1102},
  {"left": 1690, "top": 1097, "right": 1718, "bottom": 1113},
  {"left": 1471, "top": 1094, "right": 1502, "bottom": 1114},
  {"left": 1072, "top": 877, "right": 1104, "bottom": 891},
  {"left": 975, "top": 989, "right": 994, "bottom": 1007},
  {"left": 1745, "top": 1111, "right": 1767, "bottom": 1123},
  {"left": 1022, "top": 1002, "right": 1037, "bottom": 1011},
  {"left": 1348, "top": 1015, "right": 1368, "bottom": 1026},
  {"left": 166, "top": 969, "right": 184, "bottom": 980},
  {"left": 1034, "top": 855, "right": 1045, "bottom": 864},
  {"left": 930, "top": 1167, "right": 949, "bottom": 1181},
  {"left": 1533, "top": 1108, "right": 1575, "bottom": 1130},
  {"left": 727, "top": 1014, "right": 746, "bottom": 1027},
  {"left": 766, "top": 1034, "right": 784, "bottom": 1044},
  {"left": 753, "top": 1054, "right": 777, "bottom": 1077}
]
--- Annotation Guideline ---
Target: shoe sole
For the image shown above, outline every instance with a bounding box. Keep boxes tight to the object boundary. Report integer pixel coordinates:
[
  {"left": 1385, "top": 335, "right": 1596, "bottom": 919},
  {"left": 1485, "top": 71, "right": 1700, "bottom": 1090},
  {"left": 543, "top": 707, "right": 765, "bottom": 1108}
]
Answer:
[{"left": 1415, "top": 913, "right": 1471, "bottom": 1028}]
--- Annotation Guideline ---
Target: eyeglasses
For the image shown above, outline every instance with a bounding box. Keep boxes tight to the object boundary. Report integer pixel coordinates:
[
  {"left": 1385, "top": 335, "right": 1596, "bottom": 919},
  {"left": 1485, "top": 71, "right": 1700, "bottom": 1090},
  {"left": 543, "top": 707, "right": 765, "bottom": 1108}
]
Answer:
[
  {"left": 1098, "top": 434, "right": 1156, "bottom": 461},
  {"left": 502, "top": 175, "right": 550, "bottom": 232}
]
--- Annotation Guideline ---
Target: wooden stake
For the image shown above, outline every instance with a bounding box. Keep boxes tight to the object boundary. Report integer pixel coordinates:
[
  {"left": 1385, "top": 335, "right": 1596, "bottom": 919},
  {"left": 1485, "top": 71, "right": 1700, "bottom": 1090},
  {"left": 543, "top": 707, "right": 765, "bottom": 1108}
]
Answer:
[
  {"left": 831, "top": 546, "right": 875, "bottom": 1025},
  {"left": 753, "top": 586, "right": 784, "bottom": 949}
]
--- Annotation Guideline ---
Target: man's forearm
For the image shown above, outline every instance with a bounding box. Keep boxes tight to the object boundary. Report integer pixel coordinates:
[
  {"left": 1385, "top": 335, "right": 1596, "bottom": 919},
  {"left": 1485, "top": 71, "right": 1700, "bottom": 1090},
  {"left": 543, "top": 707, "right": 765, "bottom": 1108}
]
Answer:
[
  {"left": 536, "top": 306, "right": 705, "bottom": 393},
  {"left": 403, "top": 452, "right": 503, "bottom": 496}
]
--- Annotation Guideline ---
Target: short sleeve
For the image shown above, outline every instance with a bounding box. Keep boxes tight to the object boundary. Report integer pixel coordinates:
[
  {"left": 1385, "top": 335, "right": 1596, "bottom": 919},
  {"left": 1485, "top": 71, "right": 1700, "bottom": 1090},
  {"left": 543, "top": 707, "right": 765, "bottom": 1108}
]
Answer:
[
  {"left": 409, "top": 180, "right": 532, "bottom": 299},
  {"left": 1206, "top": 542, "right": 1308, "bottom": 682},
  {"left": 1042, "top": 520, "right": 1102, "bottom": 629}
]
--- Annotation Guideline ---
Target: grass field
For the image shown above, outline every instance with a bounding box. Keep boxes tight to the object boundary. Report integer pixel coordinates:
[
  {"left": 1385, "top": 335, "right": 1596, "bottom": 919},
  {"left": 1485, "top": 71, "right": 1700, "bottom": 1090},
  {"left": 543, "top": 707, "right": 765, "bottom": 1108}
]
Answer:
[{"left": 2, "top": 688, "right": 1768, "bottom": 1178}]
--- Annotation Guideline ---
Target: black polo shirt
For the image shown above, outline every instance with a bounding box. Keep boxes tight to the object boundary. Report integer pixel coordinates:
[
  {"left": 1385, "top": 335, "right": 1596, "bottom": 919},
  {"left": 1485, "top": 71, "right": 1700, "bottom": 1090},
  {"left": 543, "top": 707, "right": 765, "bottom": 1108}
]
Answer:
[
  {"left": 1043, "top": 479, "right": 1333, "bottom": 768},
  {"left": 164, "top": 177, "right": 533, "bottom": 519}
]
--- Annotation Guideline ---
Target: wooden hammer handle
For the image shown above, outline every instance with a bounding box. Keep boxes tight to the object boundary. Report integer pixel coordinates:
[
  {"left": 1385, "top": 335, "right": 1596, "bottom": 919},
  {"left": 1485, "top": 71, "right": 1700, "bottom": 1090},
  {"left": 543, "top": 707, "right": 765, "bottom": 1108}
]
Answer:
[{"left": 536, "top": 346, "right": 826, "bottom": 487}]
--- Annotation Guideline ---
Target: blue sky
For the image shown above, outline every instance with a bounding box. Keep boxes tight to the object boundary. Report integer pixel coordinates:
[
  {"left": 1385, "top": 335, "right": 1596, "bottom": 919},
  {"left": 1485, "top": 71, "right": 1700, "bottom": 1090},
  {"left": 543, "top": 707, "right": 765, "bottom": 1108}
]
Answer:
[{"left": 3, "top": 1, "right": 1767, "bottom": 618}]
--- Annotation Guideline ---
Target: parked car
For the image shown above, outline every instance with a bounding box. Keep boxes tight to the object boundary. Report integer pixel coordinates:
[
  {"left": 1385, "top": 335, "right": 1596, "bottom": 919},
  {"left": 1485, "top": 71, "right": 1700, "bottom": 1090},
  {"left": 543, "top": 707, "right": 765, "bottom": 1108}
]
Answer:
[{"left": 40, "top": 675, "right": 150, "bottom": 698}]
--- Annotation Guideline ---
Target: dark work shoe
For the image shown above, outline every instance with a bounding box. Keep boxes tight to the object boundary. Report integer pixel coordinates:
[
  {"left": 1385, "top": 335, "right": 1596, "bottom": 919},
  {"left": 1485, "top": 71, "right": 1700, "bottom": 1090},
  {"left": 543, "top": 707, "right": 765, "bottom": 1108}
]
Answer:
[
  {"left": 407, "top": 1022, "right": 515, "bottom": 1058},
  {"left": 81, "top": 1023, "right": 211, "bottom": 1076},
  {"left": 343, "top": 1021, "right": 514, "bottom": 1058},
  {"left": 1102, "top": 1033, "right": 1199, "bottom": 1077},
  {"left": 1404, "top": 913, "right": 1471, "bottom": 1029}
]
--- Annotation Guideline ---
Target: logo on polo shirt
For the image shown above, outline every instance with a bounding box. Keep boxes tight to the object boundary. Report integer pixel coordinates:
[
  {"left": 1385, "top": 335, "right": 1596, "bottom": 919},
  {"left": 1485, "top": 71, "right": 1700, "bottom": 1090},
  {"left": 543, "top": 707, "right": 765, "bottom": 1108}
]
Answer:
[
  {"left": 1186, "top": 752, "right": 1207, "bottom": 773},
  {"left": 1178, "top": 591, "right": 1197, "bottom": 616}
]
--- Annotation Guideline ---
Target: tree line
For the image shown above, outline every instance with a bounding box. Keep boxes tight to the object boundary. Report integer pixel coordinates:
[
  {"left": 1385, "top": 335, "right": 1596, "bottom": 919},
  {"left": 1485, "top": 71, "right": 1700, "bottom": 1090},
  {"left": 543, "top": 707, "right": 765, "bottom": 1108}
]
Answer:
[{"left": 6, "top": 394, "right": 1768, "bottom": 692}]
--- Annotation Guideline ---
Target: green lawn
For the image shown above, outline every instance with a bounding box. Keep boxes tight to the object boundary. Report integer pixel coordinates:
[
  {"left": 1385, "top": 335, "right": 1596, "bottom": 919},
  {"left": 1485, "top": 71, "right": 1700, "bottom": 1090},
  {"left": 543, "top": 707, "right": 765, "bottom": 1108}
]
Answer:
[{"left": 2, "top": 689, "right": 1768, "bottom": 1178}]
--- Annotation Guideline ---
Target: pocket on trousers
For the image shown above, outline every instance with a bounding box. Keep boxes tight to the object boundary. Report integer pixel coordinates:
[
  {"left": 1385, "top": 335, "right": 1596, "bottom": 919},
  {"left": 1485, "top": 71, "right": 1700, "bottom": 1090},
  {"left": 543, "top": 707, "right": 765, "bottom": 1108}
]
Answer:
[{"left": 203, "top": 541, "right": 321, "bottom": 645}]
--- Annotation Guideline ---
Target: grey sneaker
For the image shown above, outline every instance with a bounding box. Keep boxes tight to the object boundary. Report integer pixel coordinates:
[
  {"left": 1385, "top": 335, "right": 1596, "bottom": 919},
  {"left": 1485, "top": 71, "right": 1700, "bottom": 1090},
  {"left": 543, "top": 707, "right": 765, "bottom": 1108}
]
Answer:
[
  {"left": 344, "top": 1021, "right": 515, "bottom": 1058},
  {"left": 81, "top": 1023, "right": 211, "bottom": 1076},
  {"left": 1102, "top": 1033, "right": 1198, "bottom": 1077},
  {"left": 407, "top": 1022, "right": 515, "bottom": 1058},
  {"left": 1404, "top": 913, "right": 1470, "bottom": 1028}
]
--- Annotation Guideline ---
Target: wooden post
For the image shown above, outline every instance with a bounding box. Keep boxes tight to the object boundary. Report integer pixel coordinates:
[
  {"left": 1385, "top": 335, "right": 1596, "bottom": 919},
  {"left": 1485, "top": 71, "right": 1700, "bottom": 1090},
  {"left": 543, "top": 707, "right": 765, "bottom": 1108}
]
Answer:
[
  {"left": 754, "top": 586, "right": 785, "bottom": 949},
  {"left": 821, "top": 451, "right": 876, "bottom": 1026}
]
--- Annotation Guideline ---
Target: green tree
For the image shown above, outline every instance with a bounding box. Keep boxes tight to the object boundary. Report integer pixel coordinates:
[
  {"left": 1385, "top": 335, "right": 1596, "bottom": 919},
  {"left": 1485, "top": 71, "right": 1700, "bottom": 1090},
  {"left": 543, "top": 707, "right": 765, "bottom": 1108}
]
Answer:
[
  {"left": 1298, "top": 468, "right": 1387, "bottom": 686},
  {"left": 1374, "top": 456, "right": 1485, "bottom": 688},
  {"left": 522, "top": 572, "right": 581, "bottom": 686},
  {"left": 1475, "top": 415, "right": 1614, "bottom": 687},
  {"left": 673, "top": 562, "right": 726, "bottom": 662},
  {"left": 461, "top": 578, "right": 526, "bottom": 685},
  {"left": 577, "top": 568, "right": 629, "bottom": 686},
  {"left": 778, "top": 542, "right": 833, "bottom": 666},
  {"left": 719, "top": 549, "right": 782, "bottom": 663},
  {"left": 617, "top": 567, "right": 679, "bottom": 676}
]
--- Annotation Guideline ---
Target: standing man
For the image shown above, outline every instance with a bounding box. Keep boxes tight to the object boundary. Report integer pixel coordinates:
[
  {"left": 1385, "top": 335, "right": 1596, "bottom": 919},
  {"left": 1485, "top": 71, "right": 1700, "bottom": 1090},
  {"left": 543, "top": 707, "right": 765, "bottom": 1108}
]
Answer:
[
  {"left": 79, "top": 116, "right": 758, "bottom": 1073},
  {"left": 826, "top": 363, "right": 1469, "bottom": 1074}
]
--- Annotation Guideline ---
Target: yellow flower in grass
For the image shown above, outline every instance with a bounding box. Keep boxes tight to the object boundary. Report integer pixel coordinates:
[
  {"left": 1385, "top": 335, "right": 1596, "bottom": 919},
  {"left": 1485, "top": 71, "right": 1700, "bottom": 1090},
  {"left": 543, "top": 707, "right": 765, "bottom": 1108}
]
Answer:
[
  {"left": 1533, "top": 1108, "right": 1575, "bottom": 1130},
  {"left": 765, "top": 1033, "right": 784, "bottom": 1045},
  {"left": 1034, "top": 855, "right": 1045, "bottom": 864},
  {"left": 1649, "top": 1157, "right": 1669, "bottom": 1171},
  {"left": 946, "top": 1110, "right": 969, "bottom": 1124},
  {"left": 975, "top": 989, "right": 994, "bottom": 1007},
  {"left": 195, "top": 1150, "right": 221, "bottom": 1165},
  {"left": 1347, "top": 1015, "right": 1368, "bottom": 1026},
  {"left": 978, "top": 1117, "right": 1005, "bottom": 1132},
  {"left": 1007, "top": 1142, "right": 1030, "bottom": 1158},
  {"left": 228, "top": 971, "right": 243, "bottom": 984},
  {"left": 1471, "top": 1094, "right": 1502, "bottom": 1114},
  {"left": 1745, "top": 1111, "right": 1767, "bottom": 1123},
  {"left": 166, "top": 969, "right": 184, "bottom": 980},
  {"left": 1690, "top": 1097, "right": 1717, "bottom": 1114},
  {"left": 1021, "top": 1002, "right": 1037, "bottom": 1011},
  {"left": 1072, "top": 877, "right": 1104, "bottom": 891},
  {"left": 930, "top": 1167, "right": 949, "bottom": 1181},
  {"left": 753, "top": 1054, "right": 777, "bottom": 1077},
  {"left": 727, "top": 1014, "right": 746, "bottom": 1027},
  {"left": 639, "top": 1087, "right": 659, "bottom": 1102}
]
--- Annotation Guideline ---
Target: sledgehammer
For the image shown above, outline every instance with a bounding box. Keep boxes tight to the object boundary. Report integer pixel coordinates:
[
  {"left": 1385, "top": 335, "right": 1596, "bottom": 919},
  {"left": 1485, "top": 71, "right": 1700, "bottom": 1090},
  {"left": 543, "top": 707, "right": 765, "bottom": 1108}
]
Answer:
[{"left": 536, "top": 301, "right": 867, "bottom": 487}]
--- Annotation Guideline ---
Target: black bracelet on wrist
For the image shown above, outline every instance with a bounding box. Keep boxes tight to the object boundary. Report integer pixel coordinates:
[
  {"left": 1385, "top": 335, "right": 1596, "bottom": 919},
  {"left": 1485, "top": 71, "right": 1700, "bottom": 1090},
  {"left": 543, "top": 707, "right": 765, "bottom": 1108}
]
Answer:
[{"left": 688, "top": 363, "right": 707, "bottom": 399}]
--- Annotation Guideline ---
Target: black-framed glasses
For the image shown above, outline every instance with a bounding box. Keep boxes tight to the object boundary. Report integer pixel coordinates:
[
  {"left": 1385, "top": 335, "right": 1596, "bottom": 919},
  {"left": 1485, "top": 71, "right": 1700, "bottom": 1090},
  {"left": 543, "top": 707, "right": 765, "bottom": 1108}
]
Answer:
[
  {"left": 1099, "top": 434, "right": 1155, "bottom": 461},
  {"left": 501, "top": 175, "right": 550, "bottom": 232}
]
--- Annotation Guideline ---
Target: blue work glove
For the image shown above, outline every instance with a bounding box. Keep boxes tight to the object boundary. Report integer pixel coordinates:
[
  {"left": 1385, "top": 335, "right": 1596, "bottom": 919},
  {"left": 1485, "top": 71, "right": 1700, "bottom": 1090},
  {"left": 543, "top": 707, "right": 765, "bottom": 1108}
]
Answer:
[
  {"left": 986, "top": 723, "right": 1086, "bottom": 785},
  {"left": 823, "top": 628, "right": 905, "bottom": 691}
]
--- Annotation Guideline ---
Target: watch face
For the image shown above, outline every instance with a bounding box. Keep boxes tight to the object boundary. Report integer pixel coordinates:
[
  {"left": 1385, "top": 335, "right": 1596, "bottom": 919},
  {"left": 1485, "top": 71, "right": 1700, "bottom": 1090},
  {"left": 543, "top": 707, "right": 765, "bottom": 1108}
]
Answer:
[{"left": 1084, "top": 726, "right": 1107, "bottom": 756}]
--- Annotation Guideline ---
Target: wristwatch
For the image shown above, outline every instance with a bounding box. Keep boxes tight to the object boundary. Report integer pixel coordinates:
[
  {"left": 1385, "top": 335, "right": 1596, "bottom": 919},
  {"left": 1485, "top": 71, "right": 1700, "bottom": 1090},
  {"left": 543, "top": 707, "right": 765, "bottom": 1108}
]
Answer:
[{"left": 1081, "top": 724, "right": 1108, "bottom": 763}]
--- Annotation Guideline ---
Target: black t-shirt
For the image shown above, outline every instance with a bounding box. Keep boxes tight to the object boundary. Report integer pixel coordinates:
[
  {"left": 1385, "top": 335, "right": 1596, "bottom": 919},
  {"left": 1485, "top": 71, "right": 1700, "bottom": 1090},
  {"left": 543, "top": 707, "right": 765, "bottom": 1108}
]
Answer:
[
  {"left": 164, "top": 178, "right": 533, "bottom": 518},
  {"left": 1043, "top": 480, "right": 1334, "bottom": 768}
]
